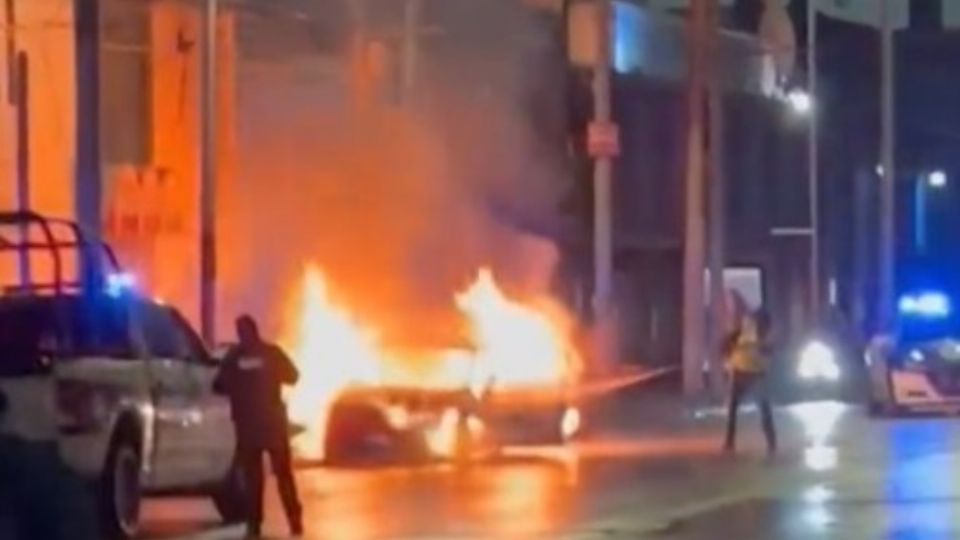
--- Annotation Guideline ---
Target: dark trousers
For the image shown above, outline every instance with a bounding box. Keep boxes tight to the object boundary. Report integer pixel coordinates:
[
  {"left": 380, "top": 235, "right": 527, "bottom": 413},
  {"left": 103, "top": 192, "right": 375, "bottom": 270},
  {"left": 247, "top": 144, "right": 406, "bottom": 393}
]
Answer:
[
  {"left": 724, "top": 371, "right": 777, "bottom": 452},
  {"left": 238, "top": 436, "right": 302, "bottom": 534}
]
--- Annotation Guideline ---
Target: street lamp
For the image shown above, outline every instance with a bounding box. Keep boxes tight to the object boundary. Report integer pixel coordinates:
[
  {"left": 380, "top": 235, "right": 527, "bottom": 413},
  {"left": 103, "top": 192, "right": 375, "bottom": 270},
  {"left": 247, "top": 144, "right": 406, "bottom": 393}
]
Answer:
[{"left": 915, "top": 170, "right": 948, "bottom": 253}]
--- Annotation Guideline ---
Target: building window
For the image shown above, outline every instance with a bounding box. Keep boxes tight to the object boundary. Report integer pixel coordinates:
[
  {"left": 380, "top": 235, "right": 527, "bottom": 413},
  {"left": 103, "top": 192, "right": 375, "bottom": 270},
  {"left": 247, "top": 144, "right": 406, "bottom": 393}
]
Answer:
[{"left": 100, "top": 0, "right": 151, "bottom": 167}]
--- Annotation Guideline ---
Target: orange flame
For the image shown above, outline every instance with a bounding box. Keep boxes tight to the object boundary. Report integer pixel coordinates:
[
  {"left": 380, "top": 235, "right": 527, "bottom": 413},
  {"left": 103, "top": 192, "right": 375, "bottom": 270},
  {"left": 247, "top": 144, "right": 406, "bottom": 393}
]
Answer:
[
  {"left": 282, "top": 267, "right": 382, "bottom": 457},
  {"left": 282, "top": 264, "right": 581, "bottom": 459},
  {"left": 457, "top": 268, "right": 580, "bottom": 387}
]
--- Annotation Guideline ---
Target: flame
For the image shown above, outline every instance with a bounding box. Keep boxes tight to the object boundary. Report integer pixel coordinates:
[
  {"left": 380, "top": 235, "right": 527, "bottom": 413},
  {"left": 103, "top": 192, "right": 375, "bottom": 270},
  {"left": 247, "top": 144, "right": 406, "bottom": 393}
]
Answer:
[
  {"left": 457, "top": 269, "right": 579, "bottom": 387},
  {"left": 282, "top": 267, "right": 383, "bottom": 457},
  {"left": 282, "top": 264, "right": 580, "bottom": 460}
]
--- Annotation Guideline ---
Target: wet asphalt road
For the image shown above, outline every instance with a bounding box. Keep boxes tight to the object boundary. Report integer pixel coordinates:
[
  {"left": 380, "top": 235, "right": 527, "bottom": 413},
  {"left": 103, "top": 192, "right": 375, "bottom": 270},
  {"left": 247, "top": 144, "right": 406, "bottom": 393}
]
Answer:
[{"left": 141, "top": 399, "right": 960, "bottom": 540}]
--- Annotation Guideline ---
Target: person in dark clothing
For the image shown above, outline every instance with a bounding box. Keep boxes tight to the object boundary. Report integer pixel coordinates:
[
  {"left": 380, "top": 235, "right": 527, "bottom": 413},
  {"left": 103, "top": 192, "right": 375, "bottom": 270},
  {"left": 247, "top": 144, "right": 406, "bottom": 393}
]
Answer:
[
  {"left": 214, "top": 315, "right": 303, "bottom": 538},
  {"left": 722, "top": 308, "right": 777, "bottom": 454}
]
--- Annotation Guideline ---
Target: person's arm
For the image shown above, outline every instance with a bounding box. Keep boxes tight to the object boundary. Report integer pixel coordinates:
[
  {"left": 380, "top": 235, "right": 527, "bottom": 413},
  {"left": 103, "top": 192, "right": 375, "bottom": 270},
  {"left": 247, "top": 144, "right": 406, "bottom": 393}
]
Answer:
[
  {"left": 213, "top": 348, "right": 238, "bottom": 395},
  {"left": 272, "top": 345, "right": 299, "bottom": 386}
]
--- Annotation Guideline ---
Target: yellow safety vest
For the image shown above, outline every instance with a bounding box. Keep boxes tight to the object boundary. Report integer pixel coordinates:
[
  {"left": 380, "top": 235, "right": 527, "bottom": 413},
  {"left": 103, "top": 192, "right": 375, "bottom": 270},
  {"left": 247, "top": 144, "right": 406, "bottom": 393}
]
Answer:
[{"left": 728, "top": 316, "right": 765, "bottom": 373}]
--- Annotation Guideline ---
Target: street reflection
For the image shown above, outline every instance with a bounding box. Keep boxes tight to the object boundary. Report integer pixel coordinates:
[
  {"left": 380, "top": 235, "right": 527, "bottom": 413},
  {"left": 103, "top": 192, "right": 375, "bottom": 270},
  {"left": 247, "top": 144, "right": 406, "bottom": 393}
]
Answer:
[
  {"left": 788, "top": 401, "right": 845, "bottom": 472},
  {"left": 801, "top": 484, "right": 835, "bottom": 533},
  {"left": 802, "top": 484, "right": 834, "bottom": 505},
  {"left": 266, "top": 449, "right": 580, "bottom": 539},
  {"left": 884, "top": 421, "right": 955, "bottom": 540},
  {"left": 486, "top": 464, "right": 573, "bottom": 537},
  {"left": 804, "top": 445, "right": 838, "bottom": 472}
]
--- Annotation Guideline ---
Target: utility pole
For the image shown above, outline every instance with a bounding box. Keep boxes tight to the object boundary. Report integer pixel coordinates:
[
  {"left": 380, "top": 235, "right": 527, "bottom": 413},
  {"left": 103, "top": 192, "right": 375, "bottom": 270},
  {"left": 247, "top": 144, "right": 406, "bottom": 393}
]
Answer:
[
  {"left": 15, "top": 53, "right": 29, "bottom": 282},
  {"left": 347, "top": 0, "right": 370, "bottom": 111},
  {"left": 706, "top": 0, "right": 725, "bottom": 396},
  {"left": 591, "top": 0, "right": 616, "bottom": 372},
  {"left": 74, "top": 0, "right": 102, "bottom": 254},
  {"left": 6, "top": 0, "right": 29, "bottom": 280},
  {"left": 878, "top": 0, "right": 896, "bottom": 331},
  {"left": 852, "top": 167, "right": 871, "bottom": 332},
  {"left": 199, "top": 0, "right": 218, "bottom": 344},
  {"left": 682, "top": 0, "right": 709, "bottom": 395},
  {"left": 400, "top": 0, "right": 421, "bottom": 104},
  {"left": 807, "top": 0, "right": 820, "bottom": 323}
]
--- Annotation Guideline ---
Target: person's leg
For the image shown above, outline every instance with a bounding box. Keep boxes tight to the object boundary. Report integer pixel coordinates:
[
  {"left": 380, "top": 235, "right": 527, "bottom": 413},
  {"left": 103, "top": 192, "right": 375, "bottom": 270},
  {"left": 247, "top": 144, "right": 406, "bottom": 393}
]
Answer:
[
  {"left": 268, "top": 438, "right": 303, "bottom": 535},
  {"left": 238, "top": 444, "right": 264, "bottom": 537},
  {"left": 724, "top": 372, "right": 745, "bottom": 450},
  {"left": 757, "top": 376, "right": 777, "bottom": 454}
]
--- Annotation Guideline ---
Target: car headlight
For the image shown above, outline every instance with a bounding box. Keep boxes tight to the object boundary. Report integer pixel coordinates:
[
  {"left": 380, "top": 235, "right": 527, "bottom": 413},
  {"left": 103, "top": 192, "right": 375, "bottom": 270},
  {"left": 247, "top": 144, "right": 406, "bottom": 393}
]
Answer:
[
  {"left": 561, "top": 406, "right": 581, "bottom": 440},
  {"left": 798, "top": 340, "right": 840, "bottom": 382}
]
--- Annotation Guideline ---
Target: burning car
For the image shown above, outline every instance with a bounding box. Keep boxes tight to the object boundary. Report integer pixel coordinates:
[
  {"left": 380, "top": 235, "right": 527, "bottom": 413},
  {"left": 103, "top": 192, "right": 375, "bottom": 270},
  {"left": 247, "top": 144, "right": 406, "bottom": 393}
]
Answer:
[
  {"left": 321, "top": 363, "right": 581, "bottom": 465},
  {"left": 323, "top": 385, "right": 484, "bottom": 464},
  {"left": 278, "top": 266, "right": 584, "bottom": 464}
]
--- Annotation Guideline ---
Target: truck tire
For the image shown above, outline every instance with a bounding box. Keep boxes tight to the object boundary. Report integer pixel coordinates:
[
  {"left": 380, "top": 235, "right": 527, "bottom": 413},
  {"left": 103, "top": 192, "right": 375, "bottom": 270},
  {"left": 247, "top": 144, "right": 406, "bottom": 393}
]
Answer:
[
  {"left": 99, "top": 433, "right": 142, "bottom": 540},
  {"left": 211, "top": 460, "right": 247, "bottom": 524}
]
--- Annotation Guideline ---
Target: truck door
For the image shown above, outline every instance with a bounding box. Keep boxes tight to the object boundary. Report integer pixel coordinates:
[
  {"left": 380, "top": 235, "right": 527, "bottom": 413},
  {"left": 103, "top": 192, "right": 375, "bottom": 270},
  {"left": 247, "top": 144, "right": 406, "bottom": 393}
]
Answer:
[
  {"left": 167, "top": 308, "right": 235, "bottom": 481},
  {"left": 138, "top": 303, "right": 209, "bottom": 488}
]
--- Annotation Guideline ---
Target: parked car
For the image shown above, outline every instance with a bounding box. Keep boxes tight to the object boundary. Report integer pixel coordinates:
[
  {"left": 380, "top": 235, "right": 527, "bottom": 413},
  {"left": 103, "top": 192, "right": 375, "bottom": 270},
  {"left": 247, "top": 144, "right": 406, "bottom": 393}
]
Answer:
[{"left": 866, "top": 261, "right": 960, "bottom": 416}]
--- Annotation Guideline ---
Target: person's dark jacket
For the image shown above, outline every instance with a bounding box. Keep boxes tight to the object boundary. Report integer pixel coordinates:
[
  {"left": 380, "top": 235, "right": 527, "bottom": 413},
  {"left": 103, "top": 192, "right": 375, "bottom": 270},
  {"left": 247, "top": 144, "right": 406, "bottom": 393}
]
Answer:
[{"left": 213, "top": 341, "right": 299, "bottom": 446}]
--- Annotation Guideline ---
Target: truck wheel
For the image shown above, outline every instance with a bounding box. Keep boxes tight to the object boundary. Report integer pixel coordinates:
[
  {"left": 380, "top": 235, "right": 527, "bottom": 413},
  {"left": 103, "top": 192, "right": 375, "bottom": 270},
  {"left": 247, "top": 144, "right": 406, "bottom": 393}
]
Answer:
[
  {"left": 99, "top": 435, "right": 142, "bottom": 540},
  {"left": 211, "top": 460, "right": 247, "bottom": 524}
]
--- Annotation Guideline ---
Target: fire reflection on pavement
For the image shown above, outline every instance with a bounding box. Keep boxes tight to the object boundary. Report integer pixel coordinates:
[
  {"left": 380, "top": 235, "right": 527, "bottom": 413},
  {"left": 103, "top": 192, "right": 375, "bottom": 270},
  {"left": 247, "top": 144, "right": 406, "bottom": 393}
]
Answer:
[{"left": 281, "top": 452, "right": 580, "bottom": 540}]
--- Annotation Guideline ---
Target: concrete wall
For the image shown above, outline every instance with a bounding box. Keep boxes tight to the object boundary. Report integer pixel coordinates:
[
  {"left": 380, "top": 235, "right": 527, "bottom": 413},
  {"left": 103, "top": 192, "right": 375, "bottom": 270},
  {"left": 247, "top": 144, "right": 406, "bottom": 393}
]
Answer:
[
  {"left": 101, "top": 0, "right": 236, "bottom": 327},
  {"left": 0, "top": 0, "right": 76, "bottom": 285}
]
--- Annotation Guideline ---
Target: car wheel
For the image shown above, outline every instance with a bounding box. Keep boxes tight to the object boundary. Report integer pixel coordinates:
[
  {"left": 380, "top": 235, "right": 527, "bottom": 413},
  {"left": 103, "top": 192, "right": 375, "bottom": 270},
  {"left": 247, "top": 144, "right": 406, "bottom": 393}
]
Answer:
[
  {"left": 211, "top": 460, "right": 247, "bottom": 524},
  {"left": 99, "top": 435, "right": 142, "bottom": 540}
]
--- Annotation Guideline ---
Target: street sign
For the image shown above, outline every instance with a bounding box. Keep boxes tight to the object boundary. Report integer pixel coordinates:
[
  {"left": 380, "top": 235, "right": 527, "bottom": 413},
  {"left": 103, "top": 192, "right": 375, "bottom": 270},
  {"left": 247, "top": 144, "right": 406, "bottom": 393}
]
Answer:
[{"left": 587, "top": 121, "right": 620, "bottom": 158}]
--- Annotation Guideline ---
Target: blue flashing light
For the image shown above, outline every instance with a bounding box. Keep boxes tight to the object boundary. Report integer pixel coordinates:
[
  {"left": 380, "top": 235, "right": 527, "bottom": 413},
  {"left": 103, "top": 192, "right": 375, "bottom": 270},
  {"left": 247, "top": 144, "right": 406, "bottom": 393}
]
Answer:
[
  {"left": 899, "top": 291, "right": 951, "bottom": 318},
  {"left": 613, "top": 1, "right": 643, "bottom": 74},
  {"left": 106, "top": 272, "right": 138, "bottom": 297}
]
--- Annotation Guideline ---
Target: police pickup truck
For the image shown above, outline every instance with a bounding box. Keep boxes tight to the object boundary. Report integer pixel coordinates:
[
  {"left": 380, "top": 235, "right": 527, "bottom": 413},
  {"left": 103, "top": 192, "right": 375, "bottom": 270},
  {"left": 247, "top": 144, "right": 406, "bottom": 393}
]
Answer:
[{"left": 0, "top": 212, "right": 241, "bottom": 539}]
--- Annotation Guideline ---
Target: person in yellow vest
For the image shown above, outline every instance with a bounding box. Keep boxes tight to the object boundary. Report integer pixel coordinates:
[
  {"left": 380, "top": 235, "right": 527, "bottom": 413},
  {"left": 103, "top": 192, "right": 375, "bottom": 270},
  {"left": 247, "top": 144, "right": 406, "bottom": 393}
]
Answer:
[{"left": 722, "top": 308, "right": 776, "bottom": 454}]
